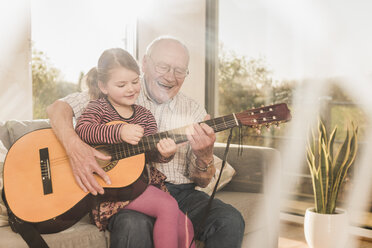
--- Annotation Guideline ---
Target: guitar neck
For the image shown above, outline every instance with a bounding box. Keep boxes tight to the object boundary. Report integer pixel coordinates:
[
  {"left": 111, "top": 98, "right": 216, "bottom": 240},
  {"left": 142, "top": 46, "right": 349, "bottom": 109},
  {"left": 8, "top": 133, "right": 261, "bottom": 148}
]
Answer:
[{"left": 109, "top": 113, "right": 239, "bottom": 161}]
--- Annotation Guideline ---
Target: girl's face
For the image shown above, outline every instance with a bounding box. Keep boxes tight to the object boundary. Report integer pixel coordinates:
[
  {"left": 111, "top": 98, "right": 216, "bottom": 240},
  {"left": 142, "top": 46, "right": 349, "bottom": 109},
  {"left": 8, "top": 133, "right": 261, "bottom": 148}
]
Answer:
[{"left": 99, "top": 67, "right": 141, "bottom": 108}]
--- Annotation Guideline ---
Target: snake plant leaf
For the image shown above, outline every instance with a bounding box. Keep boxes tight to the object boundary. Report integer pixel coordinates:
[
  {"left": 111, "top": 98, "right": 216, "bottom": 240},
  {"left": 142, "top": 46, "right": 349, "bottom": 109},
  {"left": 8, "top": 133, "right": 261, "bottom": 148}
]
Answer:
[
  {"left": 314, "top": 169, "right": 325, "bottom": 213},
  {"left": 318, "top": 119, "right": 328, "bottom": 145},
  {"left": 332, "top": 126, "right": 359, "bottom": 213},
  {"left": 326, "top": 127, "right": 337, "bottom": 212},
  {"left": 331, "top": 129, "right": 352, "bottom": 214},
  {"left": 310, "top": 129, "right": 316, "bottom": 154},
  {"left": 328, "top": 127, "right": 337, "bottom": 162},
  {"left": 320, "top": 141, "right": 329, "bottom": 208},
  {"left": 332, "top": 129, "right": 350, "bottom": 180}
]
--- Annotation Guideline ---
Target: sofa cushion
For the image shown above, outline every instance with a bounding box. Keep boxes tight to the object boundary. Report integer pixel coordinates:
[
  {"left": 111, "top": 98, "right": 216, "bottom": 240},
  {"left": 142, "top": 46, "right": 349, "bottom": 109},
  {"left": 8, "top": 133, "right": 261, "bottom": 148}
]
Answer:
[
  {"left": 195, "top": 155, "right": 236, "bottom": 195},
  {"left": 6, "top": 119, "right": 50, "bottom": 146},
  {"left": 0, "top": 121, "right": 11, "bottom": 150},
  {"left": 0, "top": 215, "right": 107, "bottom": 248},
  {"left": 214, "top": 143, "right": 280, "bottom": 193},
  {"left": 0, "top": 141, "right": 8, "bottom": 226},
  {"left": 216, "top": 191, "right": 266, "bottom": 234}
]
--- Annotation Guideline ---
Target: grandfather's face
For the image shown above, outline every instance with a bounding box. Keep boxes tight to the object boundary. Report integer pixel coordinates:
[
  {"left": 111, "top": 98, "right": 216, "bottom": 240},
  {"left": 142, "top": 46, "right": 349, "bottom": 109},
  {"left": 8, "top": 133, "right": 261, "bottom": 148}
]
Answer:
[{"left": 142, "top": 40, "right": 189, "bottom": 104}]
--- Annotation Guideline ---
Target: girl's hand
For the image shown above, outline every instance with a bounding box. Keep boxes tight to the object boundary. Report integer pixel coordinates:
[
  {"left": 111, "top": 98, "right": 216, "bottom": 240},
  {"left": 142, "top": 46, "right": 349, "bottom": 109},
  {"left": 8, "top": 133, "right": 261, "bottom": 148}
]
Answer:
[
  {"left": 157, "top": 138, "right": 177, "bottom": 158},
  {"left": 120, "top": 124, "right": 144, "bottom": 145}
]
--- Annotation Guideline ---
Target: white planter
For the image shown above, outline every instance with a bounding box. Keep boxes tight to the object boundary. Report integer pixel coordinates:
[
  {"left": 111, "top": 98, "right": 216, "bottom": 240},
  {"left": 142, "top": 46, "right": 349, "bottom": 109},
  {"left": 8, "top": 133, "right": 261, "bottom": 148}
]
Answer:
[{"left": 304, "top": 207, "right": 349, "bottom": 248}]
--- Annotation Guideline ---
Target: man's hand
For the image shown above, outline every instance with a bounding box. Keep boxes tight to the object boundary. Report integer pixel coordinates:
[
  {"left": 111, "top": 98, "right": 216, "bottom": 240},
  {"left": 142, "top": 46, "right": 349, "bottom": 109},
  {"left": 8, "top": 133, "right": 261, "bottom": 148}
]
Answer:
[
  {"left": 65, "top": 135, "right": 111, "bottom": 195},
  {"left": 157, "top": 138, "right": 177, "bottom": 158},
  {"left": 47, "top": 99, "right": 112, "bottom": 195},
  {"left": 186, "top": 114, "right": 216, "bottom": 164}
]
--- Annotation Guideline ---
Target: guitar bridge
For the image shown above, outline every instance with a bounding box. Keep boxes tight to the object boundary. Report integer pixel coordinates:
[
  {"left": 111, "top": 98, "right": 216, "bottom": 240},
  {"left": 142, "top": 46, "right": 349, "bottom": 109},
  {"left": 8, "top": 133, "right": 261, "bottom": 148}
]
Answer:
[{"left": 39, "top": 148, "right": 53, "bottom": 195}]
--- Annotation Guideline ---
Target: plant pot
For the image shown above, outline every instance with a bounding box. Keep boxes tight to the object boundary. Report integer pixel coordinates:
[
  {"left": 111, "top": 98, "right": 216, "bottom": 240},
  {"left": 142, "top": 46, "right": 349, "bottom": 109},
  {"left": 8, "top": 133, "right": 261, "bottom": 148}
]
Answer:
[{"left": 304, "top": 207, "right": 349, "bottom": 248}]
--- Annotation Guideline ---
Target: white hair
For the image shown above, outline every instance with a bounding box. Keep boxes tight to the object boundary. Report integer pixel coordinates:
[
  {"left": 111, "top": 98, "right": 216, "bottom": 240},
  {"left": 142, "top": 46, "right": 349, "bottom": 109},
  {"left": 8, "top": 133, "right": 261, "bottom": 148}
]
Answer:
[{"left": 145, "top": 35, "right": 190, "bottom": 59}]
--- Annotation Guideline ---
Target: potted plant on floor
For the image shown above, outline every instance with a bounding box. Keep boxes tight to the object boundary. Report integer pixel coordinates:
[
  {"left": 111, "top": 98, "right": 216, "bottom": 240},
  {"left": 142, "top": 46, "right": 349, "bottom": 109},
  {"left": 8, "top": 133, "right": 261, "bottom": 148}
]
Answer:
[{"left": 304, "top": 119, "right": 358, "bottom": 248}]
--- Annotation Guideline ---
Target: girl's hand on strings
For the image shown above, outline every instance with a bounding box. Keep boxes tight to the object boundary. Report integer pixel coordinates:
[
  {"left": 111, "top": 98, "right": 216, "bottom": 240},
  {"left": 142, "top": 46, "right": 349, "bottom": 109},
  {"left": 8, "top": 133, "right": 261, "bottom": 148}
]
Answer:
[{"left": 120, "top": 124, "right": 144, "bottom": 145}]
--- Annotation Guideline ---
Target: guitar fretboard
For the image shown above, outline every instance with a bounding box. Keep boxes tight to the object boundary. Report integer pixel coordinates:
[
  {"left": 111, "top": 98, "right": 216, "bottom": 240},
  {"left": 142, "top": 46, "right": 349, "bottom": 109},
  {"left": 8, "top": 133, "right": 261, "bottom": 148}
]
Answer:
[{"left": 107, "top": 113, "right": 239, "bottom": 161}]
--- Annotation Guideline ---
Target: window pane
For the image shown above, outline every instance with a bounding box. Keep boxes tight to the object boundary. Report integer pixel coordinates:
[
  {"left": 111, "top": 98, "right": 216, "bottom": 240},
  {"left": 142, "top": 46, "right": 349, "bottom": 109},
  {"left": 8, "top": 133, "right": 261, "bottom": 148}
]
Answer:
[
  {"left": 217, "top": 0, "right": 372, "bottom": 230},
  {"left": 31, "top": 0, "right": 137, "bottom": 118}
]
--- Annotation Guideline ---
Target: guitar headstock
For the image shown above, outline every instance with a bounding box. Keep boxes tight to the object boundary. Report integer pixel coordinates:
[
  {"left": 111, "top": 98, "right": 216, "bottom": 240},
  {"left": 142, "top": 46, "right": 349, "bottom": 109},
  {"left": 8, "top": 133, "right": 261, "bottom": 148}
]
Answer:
[{"left": 235, "top": 103, "right": 291, "bottom": 128}]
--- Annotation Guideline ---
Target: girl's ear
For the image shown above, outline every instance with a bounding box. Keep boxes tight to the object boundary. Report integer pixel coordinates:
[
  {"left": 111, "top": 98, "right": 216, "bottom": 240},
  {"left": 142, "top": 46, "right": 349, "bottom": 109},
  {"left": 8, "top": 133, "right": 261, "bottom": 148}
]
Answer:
[{"left": 98, "top": 81, "right": 108, "bottom": 95}]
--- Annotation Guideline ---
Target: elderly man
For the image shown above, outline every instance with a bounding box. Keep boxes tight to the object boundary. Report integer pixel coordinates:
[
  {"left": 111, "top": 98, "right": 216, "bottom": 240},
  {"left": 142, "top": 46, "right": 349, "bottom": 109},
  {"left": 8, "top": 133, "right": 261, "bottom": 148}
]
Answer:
[{"left": 47, "top": 36, "right": 244, "bottom": 248}]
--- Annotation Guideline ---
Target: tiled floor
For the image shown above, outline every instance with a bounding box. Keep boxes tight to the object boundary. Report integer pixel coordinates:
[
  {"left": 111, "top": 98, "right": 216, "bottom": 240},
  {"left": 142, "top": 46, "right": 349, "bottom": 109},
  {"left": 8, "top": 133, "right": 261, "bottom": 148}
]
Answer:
[{"left": 278, "top": 221, "right": 372, "bottom": 248}]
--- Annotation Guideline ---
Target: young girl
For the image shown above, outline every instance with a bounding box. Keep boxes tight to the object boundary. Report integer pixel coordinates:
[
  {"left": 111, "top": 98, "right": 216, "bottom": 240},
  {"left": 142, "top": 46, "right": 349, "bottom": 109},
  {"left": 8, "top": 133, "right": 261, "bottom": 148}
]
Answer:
[{"left": 75, "top": 48, "right": 194, "bottom": 248}]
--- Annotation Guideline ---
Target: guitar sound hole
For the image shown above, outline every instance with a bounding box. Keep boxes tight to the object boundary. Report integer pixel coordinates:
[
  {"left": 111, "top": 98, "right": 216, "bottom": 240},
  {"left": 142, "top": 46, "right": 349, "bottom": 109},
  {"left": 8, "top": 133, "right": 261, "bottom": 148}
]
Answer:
[{"left": 102, "top": 160, "right": 118, "bottom": 172}]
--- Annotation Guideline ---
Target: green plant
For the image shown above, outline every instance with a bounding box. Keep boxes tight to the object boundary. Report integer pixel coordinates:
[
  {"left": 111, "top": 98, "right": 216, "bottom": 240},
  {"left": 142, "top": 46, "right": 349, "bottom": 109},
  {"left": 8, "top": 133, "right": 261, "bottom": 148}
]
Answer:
[{"left": 306, "top": 119, "right": 358, "bottom": 214}]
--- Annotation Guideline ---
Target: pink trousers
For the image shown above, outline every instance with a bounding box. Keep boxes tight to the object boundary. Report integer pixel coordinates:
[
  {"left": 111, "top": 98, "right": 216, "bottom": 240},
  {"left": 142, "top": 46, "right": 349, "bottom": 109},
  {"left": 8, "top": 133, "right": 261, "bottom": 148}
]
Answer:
[{"left": 125, "top": 185, "right": 195, "bottom": 248}]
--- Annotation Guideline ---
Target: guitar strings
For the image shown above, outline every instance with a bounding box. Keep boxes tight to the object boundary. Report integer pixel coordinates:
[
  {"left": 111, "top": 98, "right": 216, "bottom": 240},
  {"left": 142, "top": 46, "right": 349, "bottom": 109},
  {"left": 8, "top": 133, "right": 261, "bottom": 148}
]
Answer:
[
  {"left": 105, "top": 118, "right": 239, "bottom": 159},
  {"left": 47, "top": 116, "right": 279, "bottom": 166}
]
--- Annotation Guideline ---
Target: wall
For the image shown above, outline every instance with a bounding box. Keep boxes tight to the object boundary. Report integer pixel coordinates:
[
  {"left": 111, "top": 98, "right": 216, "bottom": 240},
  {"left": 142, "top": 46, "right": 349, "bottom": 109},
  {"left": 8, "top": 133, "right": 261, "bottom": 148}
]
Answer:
[
  {"left": 136, "top": 0, "right": 206, "bottom": 107},
  {"left": 0, "top": 1, "right": 32, "bottom": 121}
]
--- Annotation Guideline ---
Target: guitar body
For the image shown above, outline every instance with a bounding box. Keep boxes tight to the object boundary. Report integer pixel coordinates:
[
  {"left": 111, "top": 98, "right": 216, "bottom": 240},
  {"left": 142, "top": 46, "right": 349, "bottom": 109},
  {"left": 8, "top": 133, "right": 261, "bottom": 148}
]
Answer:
[{"left": 3, "top": 128, "right": 147, "bottom": 233}]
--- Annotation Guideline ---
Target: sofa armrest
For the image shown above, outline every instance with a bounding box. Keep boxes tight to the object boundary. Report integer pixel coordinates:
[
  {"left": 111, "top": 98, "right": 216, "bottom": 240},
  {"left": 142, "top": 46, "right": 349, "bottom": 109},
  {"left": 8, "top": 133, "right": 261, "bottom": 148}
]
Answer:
[{"left": 213, "top": 142, "right": 281, "bottom": 194}]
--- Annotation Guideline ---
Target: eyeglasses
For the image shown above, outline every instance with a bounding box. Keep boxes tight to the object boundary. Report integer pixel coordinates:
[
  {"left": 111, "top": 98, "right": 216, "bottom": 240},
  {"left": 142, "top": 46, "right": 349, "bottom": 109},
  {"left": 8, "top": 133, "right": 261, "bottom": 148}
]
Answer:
[{"left": 148, "top": 56, "right": 189, "bottom": 79}]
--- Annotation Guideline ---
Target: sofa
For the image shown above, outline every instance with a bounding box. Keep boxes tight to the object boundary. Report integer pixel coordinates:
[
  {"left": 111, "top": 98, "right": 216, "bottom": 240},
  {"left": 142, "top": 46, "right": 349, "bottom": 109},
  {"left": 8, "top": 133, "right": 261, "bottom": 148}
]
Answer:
[{"left": 0, "top": 119, "right": 281, "bottom": 248}]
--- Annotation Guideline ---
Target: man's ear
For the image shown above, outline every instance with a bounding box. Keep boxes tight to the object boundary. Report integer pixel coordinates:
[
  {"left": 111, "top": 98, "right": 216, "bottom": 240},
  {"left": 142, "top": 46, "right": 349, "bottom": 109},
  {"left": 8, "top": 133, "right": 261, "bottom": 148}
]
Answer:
[{"left": 98, "top": 81, "right": 108, "bottom": 95}]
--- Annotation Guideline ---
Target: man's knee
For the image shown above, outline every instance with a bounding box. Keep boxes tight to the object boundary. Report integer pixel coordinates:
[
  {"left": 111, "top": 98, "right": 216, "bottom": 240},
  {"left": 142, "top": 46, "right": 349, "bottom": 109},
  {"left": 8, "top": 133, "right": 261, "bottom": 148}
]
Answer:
[
  {"left": 108, "top": 209, "right": 154, "bottom": 233},
  {"left": 219, "top": 204, "right": 245, "bottom": 231}
]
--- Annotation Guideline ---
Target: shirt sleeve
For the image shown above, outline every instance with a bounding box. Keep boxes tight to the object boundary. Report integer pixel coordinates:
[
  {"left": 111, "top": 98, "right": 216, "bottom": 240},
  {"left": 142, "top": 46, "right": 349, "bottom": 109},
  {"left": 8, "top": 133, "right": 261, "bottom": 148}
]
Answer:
[{"left": 75, "top": 100, "right": 124, "bottom": 144}]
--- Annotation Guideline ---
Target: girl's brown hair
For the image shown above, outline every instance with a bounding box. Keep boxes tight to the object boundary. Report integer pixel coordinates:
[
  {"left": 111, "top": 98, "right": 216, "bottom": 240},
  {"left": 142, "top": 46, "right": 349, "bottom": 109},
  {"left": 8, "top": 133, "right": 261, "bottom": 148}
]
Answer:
[{"left": 86, "top": 48, "right": 140, "bottom": 99}]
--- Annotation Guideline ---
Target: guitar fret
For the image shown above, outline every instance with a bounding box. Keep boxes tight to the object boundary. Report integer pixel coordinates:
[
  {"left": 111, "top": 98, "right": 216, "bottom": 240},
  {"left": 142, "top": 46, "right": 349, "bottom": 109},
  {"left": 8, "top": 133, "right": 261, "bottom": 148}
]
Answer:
[
  {"left": 222, "top": 116, "right": 227, "bottom": 130},
  {"left": 171, "top": 132, "right": 176, "bottom": 143},
  {"left": 120, "top": 143, "right": 125, "bottom": 158},
  {"left": 111, "top": 145, "right": 115, "bottom": 160},
  {"left": 136, "top": 141, "right": 141, "bottom": 154},
  {"left": 125, "top": 142, "right": 131, "bottom": 157},
  {"left": 145, "top": 136, "right": 151, "bottom": 151}
]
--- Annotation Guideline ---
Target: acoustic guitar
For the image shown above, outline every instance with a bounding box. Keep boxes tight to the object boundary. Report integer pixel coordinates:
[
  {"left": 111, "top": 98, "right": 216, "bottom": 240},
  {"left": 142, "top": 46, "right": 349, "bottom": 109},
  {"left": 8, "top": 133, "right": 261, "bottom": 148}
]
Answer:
[{"left": 3, "top": 103, "right": 291, "bottom": 233}]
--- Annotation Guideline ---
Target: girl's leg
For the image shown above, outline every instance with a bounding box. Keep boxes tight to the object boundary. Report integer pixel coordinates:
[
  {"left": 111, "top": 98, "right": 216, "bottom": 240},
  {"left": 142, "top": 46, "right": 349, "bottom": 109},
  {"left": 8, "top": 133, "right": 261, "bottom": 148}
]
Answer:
[
  {"left": 178, "top": 210, "right": 195, "bottom": 248},
  {"left": 125, "top": 185, "right": 179, "bottom": 248}
]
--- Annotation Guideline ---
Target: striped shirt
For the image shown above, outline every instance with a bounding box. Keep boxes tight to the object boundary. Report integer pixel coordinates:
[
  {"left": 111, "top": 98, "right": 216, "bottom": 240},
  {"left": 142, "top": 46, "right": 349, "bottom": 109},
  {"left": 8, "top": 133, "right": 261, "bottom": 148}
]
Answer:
[
  {"left": 75, "top": 98, "right": 157, "bottom": 145},
  {"left": 62, "top": 80, "right": 213, "bottom": 185}
]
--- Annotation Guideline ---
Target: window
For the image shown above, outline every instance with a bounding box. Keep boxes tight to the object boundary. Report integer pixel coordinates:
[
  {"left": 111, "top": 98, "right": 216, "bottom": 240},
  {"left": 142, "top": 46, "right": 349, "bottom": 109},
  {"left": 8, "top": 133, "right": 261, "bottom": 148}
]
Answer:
[
  {"left": 216, "top": 0, "right": 372, "bottom": 230},
  {"left": 31, "top": 0, "right": 137, "bottom": 118}
]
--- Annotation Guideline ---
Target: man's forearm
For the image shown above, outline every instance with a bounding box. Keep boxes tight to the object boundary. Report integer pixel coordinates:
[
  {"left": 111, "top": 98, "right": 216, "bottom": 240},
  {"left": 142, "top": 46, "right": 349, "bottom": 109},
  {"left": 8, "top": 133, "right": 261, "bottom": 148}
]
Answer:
[{"left": 47, "top": 100, "right": 79, "bottom": 148}]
